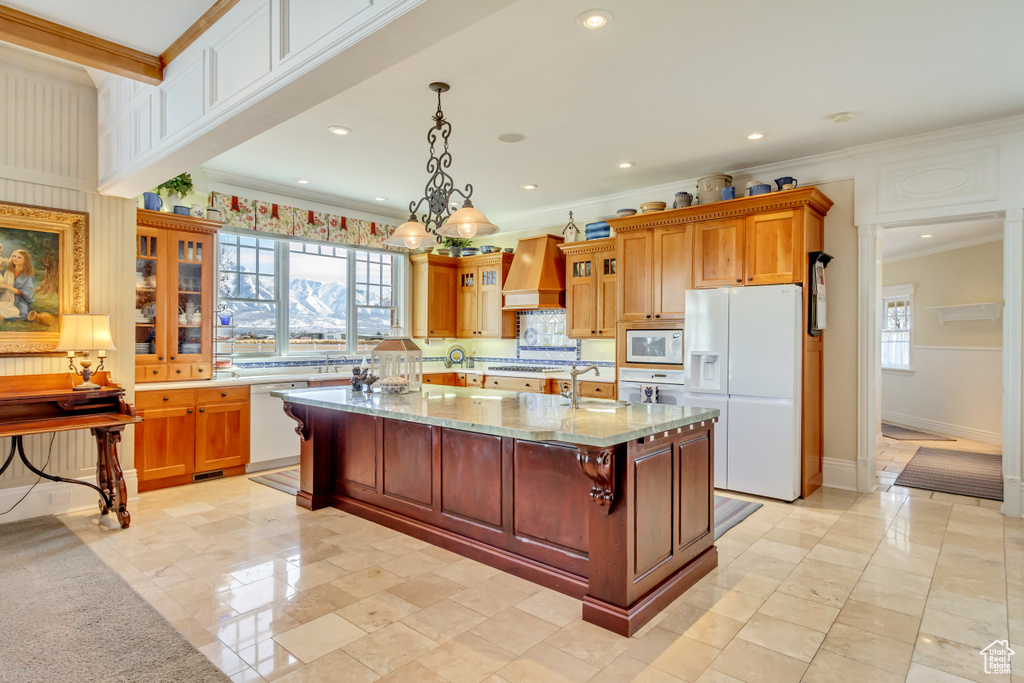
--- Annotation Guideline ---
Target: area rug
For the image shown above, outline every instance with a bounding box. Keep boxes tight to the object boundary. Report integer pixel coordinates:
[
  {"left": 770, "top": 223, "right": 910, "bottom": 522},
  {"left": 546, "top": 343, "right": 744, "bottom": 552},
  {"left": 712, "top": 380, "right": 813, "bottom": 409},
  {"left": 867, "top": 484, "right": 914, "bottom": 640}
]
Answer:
[
  {"left": 252, "top": 468, "right": 762, "bottom": 539},
  {"left": 0, "top": 516, "right": 230, "bottom": 683},
  {"left": 249, "top": 467, "right": 301, "bottom": 495},
  {"left": 714, "top": 495, "right": 762, "bottom": 540},
  {"left": 894, "top": 447, "right": 1003, "bottom": 500},
  {"left": 882, "top": 422, "right": 954, "bottom": 441}
]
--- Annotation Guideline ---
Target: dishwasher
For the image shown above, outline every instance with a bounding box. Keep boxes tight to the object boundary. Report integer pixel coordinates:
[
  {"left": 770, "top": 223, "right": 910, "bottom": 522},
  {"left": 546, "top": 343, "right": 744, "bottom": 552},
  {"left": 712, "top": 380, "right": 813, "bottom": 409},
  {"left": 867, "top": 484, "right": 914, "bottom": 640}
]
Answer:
[{"left": 248, "top": 381, "right": 308, "bottom": 472}]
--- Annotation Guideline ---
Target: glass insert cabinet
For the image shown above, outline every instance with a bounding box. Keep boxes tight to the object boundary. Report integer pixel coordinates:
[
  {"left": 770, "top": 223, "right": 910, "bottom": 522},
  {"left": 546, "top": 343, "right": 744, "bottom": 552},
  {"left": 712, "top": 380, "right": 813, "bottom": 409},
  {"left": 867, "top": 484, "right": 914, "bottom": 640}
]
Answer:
[{"left": 135, "top": 210, "right": 219, "bottom": 383}]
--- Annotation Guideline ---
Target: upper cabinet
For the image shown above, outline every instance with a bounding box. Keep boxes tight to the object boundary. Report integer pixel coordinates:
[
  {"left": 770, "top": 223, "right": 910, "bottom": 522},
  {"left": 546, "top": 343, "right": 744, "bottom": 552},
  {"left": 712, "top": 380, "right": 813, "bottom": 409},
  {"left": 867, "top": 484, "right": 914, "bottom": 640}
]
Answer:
[
  {"left": 616, "top": 226, "right": 692, "bottom": 322},
  {"left": 693, "top": 217, "right": 744, "bottom": 288},
  {"left": 744, "top": 209, "right": 803, "bottom": 285},
  {"left": 559, "top": 238, "right": 616, "bottom": 339},
  {"left": 135, "top": 210, "right": 220, "bottom": 383},
  {"left": 410, "top": 253, "right": 457, "bottom": 338}
]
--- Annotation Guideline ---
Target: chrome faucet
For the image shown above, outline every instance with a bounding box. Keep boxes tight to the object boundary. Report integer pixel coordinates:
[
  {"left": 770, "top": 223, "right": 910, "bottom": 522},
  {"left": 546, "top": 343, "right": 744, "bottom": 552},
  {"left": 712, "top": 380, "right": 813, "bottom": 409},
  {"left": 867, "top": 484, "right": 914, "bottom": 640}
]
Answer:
[
  {"left": 319, "top": 354, "right": 339, "bottom": 374},
  {"left": 565, "top": 364, "right": 600, "bottom": 409}
]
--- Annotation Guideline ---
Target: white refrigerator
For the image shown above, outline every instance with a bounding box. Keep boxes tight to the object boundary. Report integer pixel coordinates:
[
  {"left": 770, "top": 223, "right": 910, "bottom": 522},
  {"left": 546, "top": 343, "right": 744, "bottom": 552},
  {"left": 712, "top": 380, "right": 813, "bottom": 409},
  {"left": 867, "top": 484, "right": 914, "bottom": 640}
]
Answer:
[{"left": 683, "top": 285, "right": 803, "bottom": 501}]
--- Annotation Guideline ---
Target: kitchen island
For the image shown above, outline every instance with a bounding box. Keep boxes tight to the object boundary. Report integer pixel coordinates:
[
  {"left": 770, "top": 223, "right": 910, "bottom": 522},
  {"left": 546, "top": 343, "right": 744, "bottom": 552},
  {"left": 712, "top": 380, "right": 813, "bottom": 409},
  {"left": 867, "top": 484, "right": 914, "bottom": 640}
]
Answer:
[{"left": 273, "top": 385, "right": 719, "bottom": 635}]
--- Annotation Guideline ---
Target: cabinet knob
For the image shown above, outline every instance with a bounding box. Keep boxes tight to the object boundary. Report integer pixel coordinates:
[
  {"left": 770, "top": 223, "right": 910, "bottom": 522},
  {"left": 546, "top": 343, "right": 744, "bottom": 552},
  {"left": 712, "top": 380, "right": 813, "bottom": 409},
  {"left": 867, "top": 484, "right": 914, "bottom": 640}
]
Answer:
[
  {"left": 429, "top": 330, "right": 434, "bottom": 334},
  {"left": 187, "top": 409, "right": 193, "bottom": 414},
  {"left": 158, "top": 356, "right": 164, "bottom": 361},
  {"left": 591, "top": 330, "right": 595, "bottom": 334},
  {"left": 170, "top": 356, "right": 176, "bottom": 361},
  {"left": 748, "top": 276, "right": 753, "bottom": 281},
  {"left": 197, "top": 368, "right": 204, "bottom": 373},
  {"left": 176, "top": 370, "right": 182, "bottom": 374},
  {"left": 646, "top": 315, "right": 652, "bottom": 319},
  {"left": 736, "top": 279, "right": 741, "bottom": 283},
  {"left": 655, "top": 314, "right": 661, "bottom": 319},
  {"left": 163, "top": 396, "right": 169, "bottom": 401},
  {"left": 199, "top": 408, "right": 205, "bottom": 413},
  {"left": 221, "top": 392, "right": 227, "bottom": 397},
  {"left": 152, "top": 370, "right": 158, "bottom": 375}
]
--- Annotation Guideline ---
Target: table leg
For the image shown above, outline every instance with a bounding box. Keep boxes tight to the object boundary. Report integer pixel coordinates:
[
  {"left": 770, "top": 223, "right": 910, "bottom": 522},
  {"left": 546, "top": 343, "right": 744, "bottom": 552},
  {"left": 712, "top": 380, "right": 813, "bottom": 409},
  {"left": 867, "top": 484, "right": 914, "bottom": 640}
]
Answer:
[{"left": 92, "top": 427, "right": 131, "bottom": 528}]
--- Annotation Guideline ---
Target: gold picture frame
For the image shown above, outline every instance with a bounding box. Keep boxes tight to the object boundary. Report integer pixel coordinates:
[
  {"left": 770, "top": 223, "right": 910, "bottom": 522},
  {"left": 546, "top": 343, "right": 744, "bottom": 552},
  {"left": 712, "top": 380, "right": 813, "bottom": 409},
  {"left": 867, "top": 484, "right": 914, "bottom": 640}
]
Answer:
[{"left": 0, "top": 201, "right": 88, "bottom": 355}]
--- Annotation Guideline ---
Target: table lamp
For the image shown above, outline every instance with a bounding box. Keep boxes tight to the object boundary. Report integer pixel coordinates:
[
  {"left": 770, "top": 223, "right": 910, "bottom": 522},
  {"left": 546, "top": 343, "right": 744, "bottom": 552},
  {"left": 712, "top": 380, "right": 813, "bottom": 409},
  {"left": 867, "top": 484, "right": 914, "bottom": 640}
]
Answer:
[{"left": 55, "top": 314, "right": 116, "bottom": 391}]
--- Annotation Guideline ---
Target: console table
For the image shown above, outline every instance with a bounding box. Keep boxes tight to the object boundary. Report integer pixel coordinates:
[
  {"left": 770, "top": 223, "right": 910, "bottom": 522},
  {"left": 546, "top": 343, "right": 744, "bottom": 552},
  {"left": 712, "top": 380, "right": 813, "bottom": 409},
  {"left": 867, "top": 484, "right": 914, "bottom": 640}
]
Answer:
[{"left": 0, "top": 373, "right": 141, "bottom": 528}]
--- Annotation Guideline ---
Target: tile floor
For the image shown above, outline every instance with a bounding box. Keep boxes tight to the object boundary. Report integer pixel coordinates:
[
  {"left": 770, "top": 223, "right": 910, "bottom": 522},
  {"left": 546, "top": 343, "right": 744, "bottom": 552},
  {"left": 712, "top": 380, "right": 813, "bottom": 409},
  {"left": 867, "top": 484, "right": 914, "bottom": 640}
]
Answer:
[{"left": 62, "top": 434, "right": 1022, "bottom": 683}]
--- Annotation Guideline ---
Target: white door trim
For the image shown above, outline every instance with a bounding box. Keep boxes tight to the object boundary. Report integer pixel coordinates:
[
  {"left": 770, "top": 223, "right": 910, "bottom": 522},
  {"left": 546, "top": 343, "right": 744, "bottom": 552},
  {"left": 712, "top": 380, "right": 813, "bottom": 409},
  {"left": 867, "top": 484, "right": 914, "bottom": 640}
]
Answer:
[{"left": 1002, "top": 209, "right": 1022, "bottom": 516}]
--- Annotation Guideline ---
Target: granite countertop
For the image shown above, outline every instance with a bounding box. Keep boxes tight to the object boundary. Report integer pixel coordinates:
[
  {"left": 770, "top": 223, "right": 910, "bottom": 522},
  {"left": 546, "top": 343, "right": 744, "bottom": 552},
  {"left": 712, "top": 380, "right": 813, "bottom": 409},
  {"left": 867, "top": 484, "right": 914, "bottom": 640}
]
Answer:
[
  {"left": 271, "top": 385, "right": 717, "bottom": 447},
  {"left": 423, "top": 368, "right": 617, "bottom": 383}
]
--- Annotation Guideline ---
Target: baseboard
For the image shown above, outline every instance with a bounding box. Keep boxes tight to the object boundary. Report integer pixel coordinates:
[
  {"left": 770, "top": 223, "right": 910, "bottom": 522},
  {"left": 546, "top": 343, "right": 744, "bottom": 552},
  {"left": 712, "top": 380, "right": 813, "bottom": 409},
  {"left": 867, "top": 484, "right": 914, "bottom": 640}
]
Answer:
[
  {"left": 0, "top": 470, "right": 139, "bottom": 524},
  {"left": 822, "top": 457, "right": 858, "bottom": 492},
  {"left": 246, "top": 456, "right": 300, "bottom": 474},
  {"left": 876, "top": 432, "right": 885, "bottom": 449},
  {"left": 1003, "top": 476, "right": 1021, "bottom": 518},
  {"left": 882, "top": 411, "right": 1002, "bottom": 446}
]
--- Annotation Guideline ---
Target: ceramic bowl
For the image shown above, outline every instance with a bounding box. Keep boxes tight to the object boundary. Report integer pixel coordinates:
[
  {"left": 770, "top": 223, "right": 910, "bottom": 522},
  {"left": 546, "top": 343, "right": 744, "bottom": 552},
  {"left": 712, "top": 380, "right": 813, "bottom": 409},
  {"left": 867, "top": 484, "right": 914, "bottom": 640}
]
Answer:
[
  {"left": 478, "top": 245, "right": 499, "bottom": 254},
  {"left": 616, "top": 208, "right": 637, "bottom": 217},
  {"left": 460, "top": 247, "right": 479, "bottom": 257},
  {"left": 748, "top": 183, "right": 772, "bottom": 196},
  {"left": 504, "top": 247, "right": 514, "bottom": 253},
  {"left": 585, "top": 220, "right": 610, "bottom": 232},
  {"left": 640, "top": 201, "right": 667, "bottom": 213},
  {"left": 379, "top": 376, "right": 410, "bottom": 394},
  {"left": 586, "top": 228, "right": 611, "bottom": 240}
]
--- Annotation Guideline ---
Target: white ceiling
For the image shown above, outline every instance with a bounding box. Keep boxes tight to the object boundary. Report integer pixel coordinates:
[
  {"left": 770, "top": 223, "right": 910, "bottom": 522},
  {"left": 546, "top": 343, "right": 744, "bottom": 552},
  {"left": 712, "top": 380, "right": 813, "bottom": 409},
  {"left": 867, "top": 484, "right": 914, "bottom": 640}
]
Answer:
[
  {"left": 6, "top": 0, "right": 215, "bottom": 54},
  {"left": 883, "top": 217, "right": 1004, "bottom": 261}
]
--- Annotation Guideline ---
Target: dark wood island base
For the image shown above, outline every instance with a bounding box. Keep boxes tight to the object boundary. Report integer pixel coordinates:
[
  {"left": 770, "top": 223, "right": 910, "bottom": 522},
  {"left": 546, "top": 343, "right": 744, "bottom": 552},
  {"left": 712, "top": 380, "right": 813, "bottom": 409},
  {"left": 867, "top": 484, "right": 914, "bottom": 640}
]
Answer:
[{"left": 285, "top": 403, "right": 718, "bottom": 636}]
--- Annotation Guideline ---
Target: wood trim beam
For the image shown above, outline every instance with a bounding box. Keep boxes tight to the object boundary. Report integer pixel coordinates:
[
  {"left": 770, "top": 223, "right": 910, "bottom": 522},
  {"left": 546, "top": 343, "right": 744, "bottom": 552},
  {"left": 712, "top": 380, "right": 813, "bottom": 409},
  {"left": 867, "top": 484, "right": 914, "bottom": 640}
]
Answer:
[
  {"left": 0, "top": 4, "right": 162, "bottom": 84},
  {"left": 161, "top": 0, "right": 242, "bottom": 67}
]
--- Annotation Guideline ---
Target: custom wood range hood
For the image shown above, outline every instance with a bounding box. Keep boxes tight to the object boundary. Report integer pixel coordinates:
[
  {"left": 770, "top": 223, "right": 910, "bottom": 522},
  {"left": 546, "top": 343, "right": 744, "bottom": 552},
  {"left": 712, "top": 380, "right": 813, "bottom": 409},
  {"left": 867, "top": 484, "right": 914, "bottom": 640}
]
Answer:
[{"left": 501, "top": 234, "right": 566, "bottom": 309}]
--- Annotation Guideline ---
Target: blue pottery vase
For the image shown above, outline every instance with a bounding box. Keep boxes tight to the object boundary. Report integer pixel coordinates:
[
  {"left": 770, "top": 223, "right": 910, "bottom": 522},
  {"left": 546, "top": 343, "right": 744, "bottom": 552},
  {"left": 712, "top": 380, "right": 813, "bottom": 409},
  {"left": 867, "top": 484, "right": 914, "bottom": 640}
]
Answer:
[
  {"left": 143, "top": 192, "right": 162, "bottom": 211},
  {"left": 173, "top": 206, "right": 191, "bottom": 215}
]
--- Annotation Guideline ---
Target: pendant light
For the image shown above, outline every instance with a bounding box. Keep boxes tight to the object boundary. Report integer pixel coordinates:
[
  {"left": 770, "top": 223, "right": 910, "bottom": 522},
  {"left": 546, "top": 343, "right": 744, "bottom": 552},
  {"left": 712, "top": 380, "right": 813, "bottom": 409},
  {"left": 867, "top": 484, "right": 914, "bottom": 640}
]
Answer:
[
  {"left": 383, "top": 216, "right": 438, "bottom": 250},
  {"left": 406, "top": 82, "right": 499, "bottom": 240}
]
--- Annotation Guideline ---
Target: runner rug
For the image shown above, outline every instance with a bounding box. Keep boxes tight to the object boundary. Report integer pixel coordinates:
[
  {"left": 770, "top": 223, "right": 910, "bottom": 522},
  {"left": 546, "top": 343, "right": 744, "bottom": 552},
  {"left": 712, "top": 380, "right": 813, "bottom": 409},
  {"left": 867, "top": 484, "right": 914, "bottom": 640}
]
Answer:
[
  {"left": 894, "top": 447, "right": 1003, "bottom": 500},
  {"left": 250, "top": 468, "right": 762, "bottom": 540}
]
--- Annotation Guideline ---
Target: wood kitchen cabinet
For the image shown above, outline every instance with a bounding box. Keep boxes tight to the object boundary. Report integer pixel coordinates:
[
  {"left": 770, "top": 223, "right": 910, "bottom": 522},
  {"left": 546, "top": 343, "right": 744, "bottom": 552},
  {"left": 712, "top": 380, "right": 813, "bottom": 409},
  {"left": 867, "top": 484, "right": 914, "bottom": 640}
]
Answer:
[
  {"left": 455, "top": 253, "right": 515, "bottom": 339},
  {"left": 559, "top": 238, "right": 616, "bottom": 339},
  {"left": 135, "top": 386, "right": 250, "bottom": 491},
  {"left": 616, "top": 226, "right": 692, "bottom": 322},
  {"left": 578, "top": 380, "right": 617, "bottom": 400},
  {"left": 484, "top": 375, "right": 545, "bottom": 393},
  {"left": 135, "top": 210, "right": 220, "bottom": 383},
  {"left": 410, "top": 253, "right": 457, "bottom": 338},
  {"left": 694, "top": 210, "right": 804, "bottom": 287}
]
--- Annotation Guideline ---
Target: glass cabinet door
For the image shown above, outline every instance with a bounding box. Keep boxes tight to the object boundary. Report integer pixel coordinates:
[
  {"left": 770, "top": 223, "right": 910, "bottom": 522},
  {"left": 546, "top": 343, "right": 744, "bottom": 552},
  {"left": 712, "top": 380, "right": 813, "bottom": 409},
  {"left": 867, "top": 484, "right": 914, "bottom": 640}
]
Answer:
[
  {"left": 135, "top": 229, "right": 164, "bottom": 362},
  {"left": 168, "top": 231, "right": 211, "bottom": 361}
]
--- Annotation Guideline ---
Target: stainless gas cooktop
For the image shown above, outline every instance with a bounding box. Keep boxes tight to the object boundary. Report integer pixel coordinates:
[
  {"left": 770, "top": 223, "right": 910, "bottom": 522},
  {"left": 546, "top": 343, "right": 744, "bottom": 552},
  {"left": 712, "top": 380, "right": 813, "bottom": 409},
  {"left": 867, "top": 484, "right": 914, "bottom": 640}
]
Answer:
[{"left": 486, "top": 365, "right": 563, "bottom": 373}]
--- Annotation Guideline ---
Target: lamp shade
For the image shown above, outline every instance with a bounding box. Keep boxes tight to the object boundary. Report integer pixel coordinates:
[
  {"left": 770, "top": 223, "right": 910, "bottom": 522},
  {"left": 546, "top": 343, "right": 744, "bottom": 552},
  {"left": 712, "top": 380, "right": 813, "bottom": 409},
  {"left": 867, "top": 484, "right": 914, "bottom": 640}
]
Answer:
[
  {"left": 55, "top": 314, "right": 116, "bottom": 352},
  {"left": 435, "top": 201, "right": 499, "bottom": 239},
  {"left": 383, "top": 218, "right": 439, "bottom": 250}
]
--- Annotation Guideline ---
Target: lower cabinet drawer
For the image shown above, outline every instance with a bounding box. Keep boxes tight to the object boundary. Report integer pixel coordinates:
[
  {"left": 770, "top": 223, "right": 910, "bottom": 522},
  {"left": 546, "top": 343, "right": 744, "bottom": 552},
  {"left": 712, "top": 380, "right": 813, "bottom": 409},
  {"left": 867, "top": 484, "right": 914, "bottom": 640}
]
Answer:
[
  {"left": 197, "top": 385, "right": 250, "bottom": 405},
  {"left": 137, "top": 388, "right": 196, "bottom": 410},
  {"left": 466, "top": 374, "right": 483, "bottom": 387},
  {"left": 423, "top": 373, "right": 454, "bottom": 385},
  {"left": 136, "top": 365, "right": 168, "bottom": 382},
  {"left": 192, "top": 363, "right": 212, "bottom": 379},
  {"left": 485, "top": 376, "right": 545, "bottom": 393},
  {"left": 578, "top": 381, "right": 616, "bottom": 399},
  {"left": 168, "top": 363, "right": 192, "bottom": 380}
]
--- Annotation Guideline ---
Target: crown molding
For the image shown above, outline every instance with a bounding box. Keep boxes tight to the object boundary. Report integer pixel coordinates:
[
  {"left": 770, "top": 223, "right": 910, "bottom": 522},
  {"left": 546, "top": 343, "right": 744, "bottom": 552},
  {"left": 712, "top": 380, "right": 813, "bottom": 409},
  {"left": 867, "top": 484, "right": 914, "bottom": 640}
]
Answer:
[
  {"left": 882, "top": 233, "right": 1003, "bottom": 264},
  {"left": 201, "top": 169, "right": 409, "bottom": 223}
]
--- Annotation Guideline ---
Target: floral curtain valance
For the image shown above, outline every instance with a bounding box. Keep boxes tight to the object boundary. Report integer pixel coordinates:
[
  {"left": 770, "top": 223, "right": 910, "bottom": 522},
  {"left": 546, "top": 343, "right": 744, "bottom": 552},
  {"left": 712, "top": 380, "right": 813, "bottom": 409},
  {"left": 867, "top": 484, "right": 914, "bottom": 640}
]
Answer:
[{"left": 210, "top": 191, "right": 397, "bottom": 250}]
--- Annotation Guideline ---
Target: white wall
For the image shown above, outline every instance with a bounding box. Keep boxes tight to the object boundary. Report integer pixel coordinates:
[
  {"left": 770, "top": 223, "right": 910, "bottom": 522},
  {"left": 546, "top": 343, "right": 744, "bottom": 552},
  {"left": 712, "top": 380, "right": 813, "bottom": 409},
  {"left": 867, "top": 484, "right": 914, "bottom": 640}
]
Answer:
[{"left": 0, "top": 48, "right": 138, "bottom": 522}]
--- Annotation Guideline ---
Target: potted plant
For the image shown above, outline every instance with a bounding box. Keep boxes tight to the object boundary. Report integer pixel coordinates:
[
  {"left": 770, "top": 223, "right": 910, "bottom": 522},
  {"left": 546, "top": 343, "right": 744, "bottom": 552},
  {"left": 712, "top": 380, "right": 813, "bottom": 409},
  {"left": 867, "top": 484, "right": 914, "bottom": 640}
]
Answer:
[
  {"left": 156, "top": 173, "right": 194, "bottom": 213},
  {"left": 440, "top": 236, "right": 472, "bottom": 257}
]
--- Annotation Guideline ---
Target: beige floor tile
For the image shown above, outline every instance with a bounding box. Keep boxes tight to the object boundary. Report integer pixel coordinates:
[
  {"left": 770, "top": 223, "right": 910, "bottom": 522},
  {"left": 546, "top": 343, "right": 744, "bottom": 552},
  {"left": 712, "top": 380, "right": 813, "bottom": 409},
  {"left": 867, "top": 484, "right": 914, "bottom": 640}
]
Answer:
[
  {"left": 709, "top": 568, "right": 781, "bottom": 599},
  {"left": 815, "top": 531, "right": 880, "bottom": 556},
  {"left": 905, "top": 662, "right": 976, "bottom": 682},
  {"left": 490, "top": 571, "right": 545, "bottom": 596},
  {"left": 386, "top": 572, "right": 466, "bottom": 608},
  {"left": 744, "top": 538, "right": 809, "bottom": 564},
  {"left": 858, "top": 564, "right": 932, "bottom": 596},
  {"left": 760, "top": 527, "right": 821, "bottom": 550},
  {"left": 336, "top": 592, "right": 421, "bottom": 633},
  {"left": 275, "top": 582, "right": 359, "bottom": 623},
  {"left": 724, "top": 551, "right": 798, "bottom": 581},
  {"left": 913, "top": 633, "right": 1011, "bottom": 683},
  {"left": 401, "top": 598, "right": 488, "bottom": 643},
  {"left": 692, "top": 669, "right": 744, "bottom": 683},
  {"left": 709, "top": 638, "right": 807, "bottom": 683},
  {"left": 200, "top": 640, "right": 252, "bottom": 676},
  {"left": 802, "top": 649, "right": 903, "bottom": 683},
  {"left": 775, "top": 575, "right": 852, "bottom": 610},
  {"left": 229, "top": 666, "right": 268, "bottom": 683},
  {"left": 926, "top": 589, "right": 1008, "bottom": 625},
  {"left": 273, "top": 649, "right": 379, "bottom": 683},
  {"left": 417, "top": 632, "right": 515, "bottom": 683},
  {"left": 659, "top": 603, "right": 744, "bottom": 649},
  {"left": 326, "top": 546, "right": 396, "bottom": 572},
  {"left": 919, "top": 607, "right": 1008, "bottom": 650},
  {"left": 378, "top": 549, "right": 453, "bottom": 579},
  {"left": 624, "top": 627, "right": 720, "bottom": 681},
  {"left": 543, "top": 619, "right": 630, "bottom": 668},
  {"left": 805, "top": 543, "right": 871, "bottom": 571},
  {"left": 432, "top": 558, "right": 502, "bottom": 587},
  {"left": 756, "top": 591, "right": 839, "bottom": 633},
  {"left": 590, "top": 656, "right": 686, "bottom": 682},
  {"left": 330, "top": 566, "right": 405, "bottom": 600},
  {"left": 497, "top": 642, "right": 600, "bottom": 683},
  {"left": 835, "top": 600, "right": 921, "bottom": 644},
  {"left": 273, "top": 612, "right": 367, "bottom": 663},
  {"left": 164, "top": 501, "right": 217, "bottom": 518},
  {"left": 514, "top": 589, "right": 582, "bottom": 628},
  {"left": 377, "top": 661, "right": 449, "bottom": 683},
  {"left": 471, "top": 608, "right": 561, "bottom": 656},
  {"left": 371, "top": 534, "right": 430, "bottom": 556},
  {"left": 211, "top": 604, "right": 302, "bottom": 651},
  {"left": 450, "top": 577, "right": 531, "bottom": 617},
  {"left": 221, "top": 577, "right": 298, "bottom": 615},
  {"left": 820, "top": 623, "right": 913, "bottom": 676},
  {"left": 679, "top": 585, "right": 764, "bottom": 622},
  {"left": 735, "top": 612, "right": 825, "bottom": 662},
  {"left": 848, "top": 579, "right": 927, "bottom": 617},
  {"left": 237, "top": 638, "right": 303, "bottom": 681},
  {"left": 279, "top": 559, "right": 348, "bottom": 591},
  {"left": 342, "top": 622, "right": 439, "bottom": 676}
]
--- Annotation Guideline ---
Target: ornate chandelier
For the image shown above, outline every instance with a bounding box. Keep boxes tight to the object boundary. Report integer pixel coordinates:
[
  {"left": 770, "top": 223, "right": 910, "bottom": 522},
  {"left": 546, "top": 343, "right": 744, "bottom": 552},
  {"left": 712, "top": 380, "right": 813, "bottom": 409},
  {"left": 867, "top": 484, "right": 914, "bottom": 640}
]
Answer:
[{"left": 386, "top": 82, "right": 499, "bottom": 250}]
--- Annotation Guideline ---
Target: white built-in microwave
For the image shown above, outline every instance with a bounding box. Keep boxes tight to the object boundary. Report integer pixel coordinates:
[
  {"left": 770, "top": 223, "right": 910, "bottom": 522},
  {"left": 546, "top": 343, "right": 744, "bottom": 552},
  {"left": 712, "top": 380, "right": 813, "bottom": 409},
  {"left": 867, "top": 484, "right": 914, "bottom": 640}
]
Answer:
[{"left": 625, "top": 328, "right": 684, "bottom": 365}]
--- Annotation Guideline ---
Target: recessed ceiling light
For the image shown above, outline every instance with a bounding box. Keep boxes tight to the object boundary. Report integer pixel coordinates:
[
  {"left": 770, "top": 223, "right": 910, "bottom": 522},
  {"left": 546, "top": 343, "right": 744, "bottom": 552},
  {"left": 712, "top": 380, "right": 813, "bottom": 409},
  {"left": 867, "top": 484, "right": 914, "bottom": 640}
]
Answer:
[
  {"left": 295, "top": 178, "right": 309, "bottom": 184},
  {"left": 521, "top": 184, "right": 538, "bottom": 190},
  {"left": 617, "top": 161, "right": 635, "bottom": 169},
  {"left": 498, "top": 133, "right": 525, "bottom": 143},
  {"left": 920, "top": 234, "right": 934, "bottom": 238},
  {"left": 746, "top": 132, "right": 764, "bottom": 140},
  {"left": 374, "top": 197, "right": 386, "bottom": 202},
  {"left": 831, "top": 112, "right": 854, "bottom": 124},
  {"left": 576, "top": 9, "right": 612, "bottom": 29},
  {"left": 328, "top": 126, "right": 351, "bottom": 135}
]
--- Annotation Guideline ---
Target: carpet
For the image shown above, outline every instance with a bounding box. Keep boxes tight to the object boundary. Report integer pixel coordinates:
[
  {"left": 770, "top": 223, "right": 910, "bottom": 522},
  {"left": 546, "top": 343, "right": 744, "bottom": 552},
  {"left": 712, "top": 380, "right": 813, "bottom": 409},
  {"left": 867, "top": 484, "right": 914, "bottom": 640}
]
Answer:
[
  {"left": 249, "top": 469, "right": 762, "bottom": 540},
  {"left": 714, "top": 495, "right": 762, "bottom": 540},
  {"left": 249, "top": 467, "right": 301, "bottom": 495},
  {"left": 882, "top": 422, "right": 954, "bottom": 441},
  {"left": 0, "top": 516, "right": 230, "bottom": 683},
  {"left": 894, "top": 447, "right": 1003, "bottom": 500}
]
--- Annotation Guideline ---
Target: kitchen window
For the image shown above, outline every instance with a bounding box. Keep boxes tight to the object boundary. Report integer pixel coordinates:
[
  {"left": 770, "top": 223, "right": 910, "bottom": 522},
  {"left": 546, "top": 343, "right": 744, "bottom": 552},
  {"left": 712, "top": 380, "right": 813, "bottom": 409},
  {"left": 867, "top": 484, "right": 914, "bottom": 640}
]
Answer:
[
  {"left": 881, "top": 286, "right": 913, "bottom": 370},
  {"left": 218, "top": 229, "right": 400, "bottom": 357}
]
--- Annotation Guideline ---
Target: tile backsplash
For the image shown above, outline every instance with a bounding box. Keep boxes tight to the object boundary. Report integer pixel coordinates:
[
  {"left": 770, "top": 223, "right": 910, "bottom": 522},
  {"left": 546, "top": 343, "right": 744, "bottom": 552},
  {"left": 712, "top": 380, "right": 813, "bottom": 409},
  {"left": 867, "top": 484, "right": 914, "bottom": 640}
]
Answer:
[{"left": 516, "top": 310, "right": 578, "bottom": 362}]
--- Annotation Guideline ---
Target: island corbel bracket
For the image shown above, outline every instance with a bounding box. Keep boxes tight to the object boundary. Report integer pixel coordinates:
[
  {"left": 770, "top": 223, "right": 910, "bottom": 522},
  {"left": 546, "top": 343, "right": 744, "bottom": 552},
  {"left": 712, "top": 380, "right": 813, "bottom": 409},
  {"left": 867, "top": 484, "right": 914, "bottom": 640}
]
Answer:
[
  {"left": 577, "top": 445, "right": 616, "bottom": 512},
  {"left": 283, "top": 403, "right": 311, "bottom": 441}
]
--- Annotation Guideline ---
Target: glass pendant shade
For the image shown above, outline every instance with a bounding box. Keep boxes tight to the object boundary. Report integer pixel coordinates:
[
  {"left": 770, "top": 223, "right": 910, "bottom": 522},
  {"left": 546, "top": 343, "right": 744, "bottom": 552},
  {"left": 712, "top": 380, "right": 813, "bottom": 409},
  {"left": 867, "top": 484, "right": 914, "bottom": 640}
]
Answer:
[
  {"left": 383, "top": 218, "right": 438, "bottom": 249},
  {"left": 436, "top": 202, "right": 499, "bottom": 239}
]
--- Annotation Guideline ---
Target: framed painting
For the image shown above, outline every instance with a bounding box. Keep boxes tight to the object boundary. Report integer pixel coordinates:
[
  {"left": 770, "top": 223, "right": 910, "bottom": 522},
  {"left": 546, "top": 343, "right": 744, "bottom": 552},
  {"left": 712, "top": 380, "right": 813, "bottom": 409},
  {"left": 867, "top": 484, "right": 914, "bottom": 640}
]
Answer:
[{"left": 0, "top": 201, "right": 88, "bottom": 355}]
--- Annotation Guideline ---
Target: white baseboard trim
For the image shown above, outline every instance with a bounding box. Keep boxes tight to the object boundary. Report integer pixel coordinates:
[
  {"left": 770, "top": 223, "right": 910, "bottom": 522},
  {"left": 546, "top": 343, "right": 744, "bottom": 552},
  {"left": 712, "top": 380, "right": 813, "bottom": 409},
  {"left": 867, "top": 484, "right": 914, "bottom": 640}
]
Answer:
[
  {"left": 882, "top": 411, "right": 1002, "bottom": 446},
  {"left": 876, "top": 432, "right": 885, "bottom": 449},
  {"left": 0, "top": 470, "right": 139, "bottom": 524},
  {"left": 246, "top": 456, "right": 300, "bottom": 474},
  {"left": 1003, "top": 476, "right": 1021, "bottom": 518},
  {"left": 822, "top": 457, "right": 859, "bottom": 492}
]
